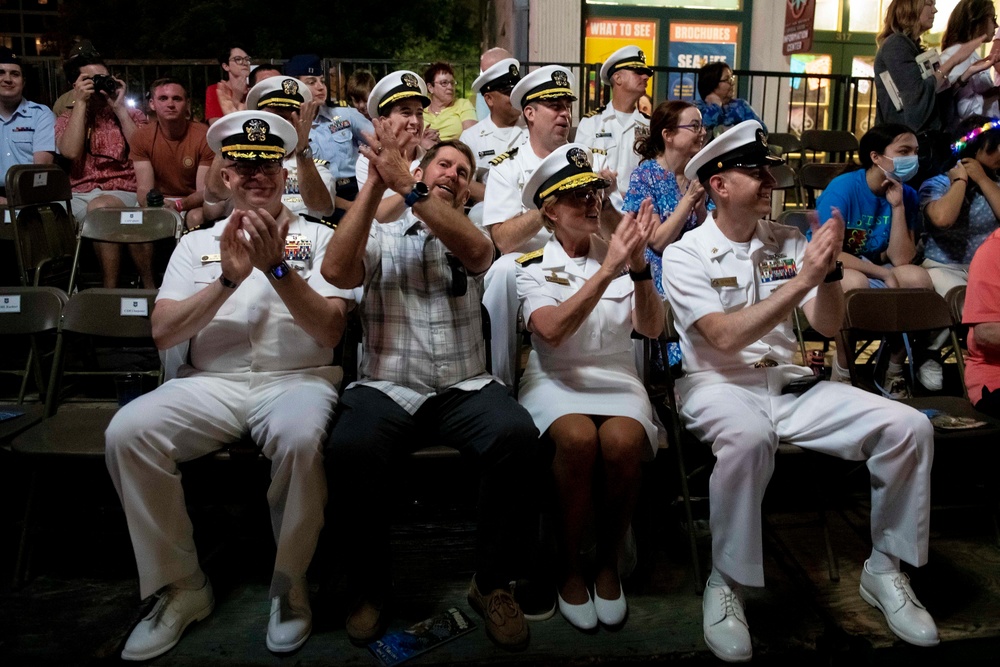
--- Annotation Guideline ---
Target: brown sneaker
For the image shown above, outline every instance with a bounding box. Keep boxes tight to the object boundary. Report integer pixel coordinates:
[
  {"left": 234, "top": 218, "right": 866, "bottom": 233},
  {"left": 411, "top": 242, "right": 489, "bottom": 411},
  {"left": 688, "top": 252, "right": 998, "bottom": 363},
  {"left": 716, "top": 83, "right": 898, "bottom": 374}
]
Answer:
[
  {"left": 345, "top": 596, "right": 387, "bottom": 646},
  {"left": 467, "top": 576, "right": 529, "bottom": 650}
]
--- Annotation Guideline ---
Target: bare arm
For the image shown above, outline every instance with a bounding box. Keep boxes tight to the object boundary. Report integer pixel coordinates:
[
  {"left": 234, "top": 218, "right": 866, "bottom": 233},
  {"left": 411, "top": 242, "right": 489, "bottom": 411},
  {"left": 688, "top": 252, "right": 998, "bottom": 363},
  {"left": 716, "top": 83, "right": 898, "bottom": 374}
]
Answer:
[
  {"left": 152, "top": 217, "right": 252, "bottom": 349},
  {"left": 134, "top": 160, "right": 155, "bottom": 207},
  {"left": 882, "top": 177, "right": 916, "bottom": 266},
  {"left": 490, "top": 209, "right": 545, "bottom": 255},
  {"left": 109, "top": 78, "right": 140, "bottom": 144},
  {"left": 972, "top": 321, "right": 1000, "bottom": 352},
  {"left": 649, "top": 179, "right": 706, "bottom": 251},
  {"left": 32, "top": 151, "right": 54, "bottom": 165},
  {"left": 962, "top": 158, "right": 1000, "bottom": 221},
  {"left": 291, "top": 103, "right": 334, "bottom": 216},
  {"left": 923, "top": 163, "right": 967, "bottom": 230},
  {"left": 322, "top": 177, "right": 381, "bottom": 289},
  {"left": 178, "top": 164, "right": 210, "bottom": 211},
  {"left": 628, "top": 201, "right": 664, "bottom": 339},
  {"left": 56, "top": 75, "right": 94, "bottom": 161},
  {"left": 202, "top": 157, "right": 232, "bottom": 220}
]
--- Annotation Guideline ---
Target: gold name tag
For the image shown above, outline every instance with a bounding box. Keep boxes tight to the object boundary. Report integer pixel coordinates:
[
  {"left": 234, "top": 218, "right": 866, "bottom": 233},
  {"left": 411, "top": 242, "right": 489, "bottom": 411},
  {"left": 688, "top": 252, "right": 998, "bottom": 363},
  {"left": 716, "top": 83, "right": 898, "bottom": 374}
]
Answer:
[
  {"left": 201, "top": 254, "right": 221, "bottom": 263},
  {"left": 711, "top": 276, "right": 738, "bottom": 288},
  {"left": 545, "top": 271, "right": 570, "bottom": 286}
]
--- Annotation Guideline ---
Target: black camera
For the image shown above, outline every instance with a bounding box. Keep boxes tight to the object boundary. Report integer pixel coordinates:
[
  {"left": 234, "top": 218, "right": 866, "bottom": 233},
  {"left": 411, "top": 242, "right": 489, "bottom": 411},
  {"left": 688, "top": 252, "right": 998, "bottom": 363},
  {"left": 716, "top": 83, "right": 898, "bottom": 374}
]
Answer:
[{"left": 91, "top": 73, "right": 121, "bottom": 97}]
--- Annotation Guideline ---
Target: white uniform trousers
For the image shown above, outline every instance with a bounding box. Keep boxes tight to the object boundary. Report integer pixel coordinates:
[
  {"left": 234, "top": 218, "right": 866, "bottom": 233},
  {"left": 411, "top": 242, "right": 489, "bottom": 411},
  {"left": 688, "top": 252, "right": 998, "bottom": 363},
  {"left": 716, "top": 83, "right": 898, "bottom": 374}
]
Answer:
[
  {"left": 678, "top": 367, "right": 934, "bottom": 588},
  {"left": 105, "top": 370, "right": 336, "bottom": 599},
  {"left": 483, "top": 252, "right": 521, "bottom": 388}
]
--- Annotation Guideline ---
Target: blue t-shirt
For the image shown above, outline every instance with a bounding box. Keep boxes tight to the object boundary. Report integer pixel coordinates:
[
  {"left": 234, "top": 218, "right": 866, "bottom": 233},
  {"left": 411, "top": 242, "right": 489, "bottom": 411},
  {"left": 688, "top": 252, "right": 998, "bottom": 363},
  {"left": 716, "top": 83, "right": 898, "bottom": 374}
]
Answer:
[
  {"left": 919, "top": 174, "right": 1000, "bottom": 265},
  {"left": 815, "top": 168, "right": 920, "bottom": 262}
]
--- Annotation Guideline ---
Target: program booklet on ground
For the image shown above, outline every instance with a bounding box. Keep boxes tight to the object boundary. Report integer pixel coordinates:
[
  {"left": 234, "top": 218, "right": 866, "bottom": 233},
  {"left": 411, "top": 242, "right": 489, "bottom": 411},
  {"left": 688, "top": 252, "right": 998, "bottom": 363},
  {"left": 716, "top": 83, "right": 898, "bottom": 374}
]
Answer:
[
  {"left": 368, "top": 607, "right": 476, "bottom": 666},
  {"left": 0, "top": 408, "right": 25, "bottom": 422}
]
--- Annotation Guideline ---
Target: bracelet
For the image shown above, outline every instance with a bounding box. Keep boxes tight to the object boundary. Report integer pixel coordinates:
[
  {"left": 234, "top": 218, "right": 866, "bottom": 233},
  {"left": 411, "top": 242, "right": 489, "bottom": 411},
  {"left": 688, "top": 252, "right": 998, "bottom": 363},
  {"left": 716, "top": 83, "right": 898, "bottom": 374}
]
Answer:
[
  {"left": 174, "top": 198, "right": 184, "bottom": 212},
  {"left": 628, "top": 264, "right": 652, "bottom": 281},
  {"left": 951, "top": 178, "right": 968, "bottom": 184},
  {"left": 219, "top": 274, "right": 239, "bottom": 289},
  {"left": 203, "top": 195, "right": 231, "bottom": 206}
]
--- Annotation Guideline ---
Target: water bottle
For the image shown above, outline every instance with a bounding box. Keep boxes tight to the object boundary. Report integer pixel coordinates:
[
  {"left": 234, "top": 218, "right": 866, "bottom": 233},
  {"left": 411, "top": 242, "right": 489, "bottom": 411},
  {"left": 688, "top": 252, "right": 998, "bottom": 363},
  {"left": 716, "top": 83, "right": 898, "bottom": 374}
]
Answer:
[{"left": 146, "top": 188, "right": 164, "bottom": 207}]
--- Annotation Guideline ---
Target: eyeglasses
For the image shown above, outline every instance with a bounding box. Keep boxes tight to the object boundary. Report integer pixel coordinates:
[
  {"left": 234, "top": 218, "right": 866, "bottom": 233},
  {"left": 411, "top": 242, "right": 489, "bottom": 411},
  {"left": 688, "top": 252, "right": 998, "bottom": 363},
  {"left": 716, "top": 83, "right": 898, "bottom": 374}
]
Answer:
[
  {"left": 721, "top": 76, "right": 735, "bottom": 84},
  {"left": 229, "top": 56, "right": 252, "bottom": 66},
  {"left": 677, "top": 122, "right": 706, "bottom": 133},
  {"left": 434, "top": 79, "right": 456, "bottom": 87},
  {"left": 228, "top": 161, "right": 282, "bottom": 177}
]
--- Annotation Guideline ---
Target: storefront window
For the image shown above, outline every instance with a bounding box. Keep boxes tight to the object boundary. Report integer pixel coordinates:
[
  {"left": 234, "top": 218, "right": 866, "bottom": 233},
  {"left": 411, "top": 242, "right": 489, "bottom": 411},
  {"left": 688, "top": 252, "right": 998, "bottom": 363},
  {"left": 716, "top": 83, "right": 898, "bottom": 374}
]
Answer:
[
  {"left": 585, "top": 0, "right": 741, "bottom": 9},
  {"left": 815, "top": 0, "right": 841, "bottom": 31}
]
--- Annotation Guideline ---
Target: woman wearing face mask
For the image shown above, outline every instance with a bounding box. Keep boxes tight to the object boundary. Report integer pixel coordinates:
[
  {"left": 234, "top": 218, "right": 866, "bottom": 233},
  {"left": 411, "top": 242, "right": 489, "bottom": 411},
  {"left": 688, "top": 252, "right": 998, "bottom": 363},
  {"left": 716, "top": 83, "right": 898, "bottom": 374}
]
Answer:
[{"left": 815, "top": 124, "right": 933, "bottom": 397}]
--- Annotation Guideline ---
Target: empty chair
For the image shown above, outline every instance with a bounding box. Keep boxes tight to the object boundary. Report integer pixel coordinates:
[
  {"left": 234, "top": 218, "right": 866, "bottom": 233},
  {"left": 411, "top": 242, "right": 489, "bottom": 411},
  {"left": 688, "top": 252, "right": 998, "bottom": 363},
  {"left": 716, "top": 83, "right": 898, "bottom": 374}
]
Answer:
[
  {"left": 799, "top": 163, "right": 848, "bottom": 208},
  {"left": 68, "top": 206, "right": 182, "bottom": 293},
  {"left": 4, "top": 164, "right": 77, "bottom": 288},
  {"left": 800, "top": 129, "right": 860, "bottom": 163}
]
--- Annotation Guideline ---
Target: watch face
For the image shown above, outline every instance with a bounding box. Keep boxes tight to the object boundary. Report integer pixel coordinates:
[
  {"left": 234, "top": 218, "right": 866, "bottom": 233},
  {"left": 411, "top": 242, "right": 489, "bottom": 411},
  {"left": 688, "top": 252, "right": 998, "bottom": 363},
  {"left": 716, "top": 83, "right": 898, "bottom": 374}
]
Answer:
[
  {"left": 414, "top": 181, "right": 429, "bottom": 197},
  {"left": 271, "top": 262, "right": 290, "bottom": 279}
]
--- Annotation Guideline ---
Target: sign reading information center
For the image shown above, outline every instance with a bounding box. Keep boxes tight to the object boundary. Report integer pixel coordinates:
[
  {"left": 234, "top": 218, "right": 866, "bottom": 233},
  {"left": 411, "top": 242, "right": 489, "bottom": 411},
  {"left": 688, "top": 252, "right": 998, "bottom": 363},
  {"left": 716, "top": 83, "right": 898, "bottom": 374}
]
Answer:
[
  {"left": 584, "top": 18, "right": 657, "bottom": 97},
  {"left": 667, "top": 22, "right": 738, "bottom": 100}
]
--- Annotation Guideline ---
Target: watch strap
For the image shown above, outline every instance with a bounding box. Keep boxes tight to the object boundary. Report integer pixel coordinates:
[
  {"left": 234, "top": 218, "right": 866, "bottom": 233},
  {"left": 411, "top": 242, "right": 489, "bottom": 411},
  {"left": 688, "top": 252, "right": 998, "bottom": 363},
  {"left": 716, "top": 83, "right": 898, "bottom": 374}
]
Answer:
[
  {"left": 269, "top": 261, "right": 292, "bottom": 280},
  {"left": 629, "top": 264, "right": 653, "bottom": 281},
  {"left": 824, "top": 260, "right": 844, "bottom": 283},
  {"left": 219, "top": 274, "right": 239, "bottom": 289}
]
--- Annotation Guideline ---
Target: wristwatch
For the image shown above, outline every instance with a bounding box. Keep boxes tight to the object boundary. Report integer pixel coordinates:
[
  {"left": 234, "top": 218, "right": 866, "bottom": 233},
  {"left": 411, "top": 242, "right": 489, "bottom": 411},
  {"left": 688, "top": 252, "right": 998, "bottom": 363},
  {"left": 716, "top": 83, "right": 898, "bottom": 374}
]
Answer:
[
  {"left": 629, "top": 264, "right": 652, "bottom": 281},
  {"left": 269, "top": 261, "right": 292, "bottom": 280},
  {"left": 219, "top": 274, "right": 239, "bottom": 289},
  {"left": 297, "top": 146, "right": 313, "bottom": 160},
  {"left": 404, "top": 181, "right": 430, "bottom": 208},
  {"left": 824, "top": 260, "right": 844, "bottom": 283}
]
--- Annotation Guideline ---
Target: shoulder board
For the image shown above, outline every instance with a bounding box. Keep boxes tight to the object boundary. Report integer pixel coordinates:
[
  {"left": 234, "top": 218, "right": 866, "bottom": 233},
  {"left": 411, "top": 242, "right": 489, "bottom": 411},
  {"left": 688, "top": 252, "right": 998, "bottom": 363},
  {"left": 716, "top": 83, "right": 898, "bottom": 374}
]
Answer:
[
  {"left": 515, "top": 248, "right": 544, "bottom": 266},
  {"left": 489, "top": 146, "right": 518, "bottom": 166},
  {"left": 302, "top": 213, "right": 338, "bottom": 230},
  {"left": 312, "top": 158, "right": 329, "bottom": 166},
  {"left": 180, "top": 219, "right": 217, "bottom": 236},
  {"left": 584, "top": 106, "right": 605, "bottom": 118},
  {"left": 590, "top": 147, "right": 608, "bottom": 156}
]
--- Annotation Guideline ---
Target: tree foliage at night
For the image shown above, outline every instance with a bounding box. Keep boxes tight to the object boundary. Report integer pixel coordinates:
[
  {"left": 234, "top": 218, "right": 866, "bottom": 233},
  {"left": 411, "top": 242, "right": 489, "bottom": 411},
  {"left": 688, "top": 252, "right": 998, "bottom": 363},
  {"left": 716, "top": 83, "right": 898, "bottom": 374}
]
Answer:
[{"left": 57, "top": 0, "right": 483, "bottom": 62}]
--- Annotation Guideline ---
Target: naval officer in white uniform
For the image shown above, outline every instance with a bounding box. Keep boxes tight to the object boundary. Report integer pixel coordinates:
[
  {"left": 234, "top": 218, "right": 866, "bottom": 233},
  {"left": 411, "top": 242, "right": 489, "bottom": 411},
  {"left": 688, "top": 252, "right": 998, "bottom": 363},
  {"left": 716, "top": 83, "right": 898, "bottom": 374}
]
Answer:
[{"left": 661, "top": 120, "right": 938, "bottom": 662}]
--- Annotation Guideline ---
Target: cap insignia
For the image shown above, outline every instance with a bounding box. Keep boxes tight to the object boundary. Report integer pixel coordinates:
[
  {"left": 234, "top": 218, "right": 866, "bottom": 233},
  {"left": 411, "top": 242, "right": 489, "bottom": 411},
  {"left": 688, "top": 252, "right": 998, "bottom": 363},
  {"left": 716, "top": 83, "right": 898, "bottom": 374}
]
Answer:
[
  {"left": 552, "top": 70, "right": 569, "bottom": 88},
  {"left": 757, "top": 129, "right": 767, "bottom": 148},
  {"left": 637, "top": 49, "right": 646, "bottom": 63},
  {"left": 509, "top": 63, "right": 519, "bottom": 77},
  {"left": 244, "top": 119, "right": 269, "bottom": 142},
  {"left": 282, "top": 79, "right": 299, "bottom": 96},
  {"left": 568, "top": 147, "right": 590, "bottom": 169},
  {"left": 402, "top": 73, "right": 418, "bottom": 88}
]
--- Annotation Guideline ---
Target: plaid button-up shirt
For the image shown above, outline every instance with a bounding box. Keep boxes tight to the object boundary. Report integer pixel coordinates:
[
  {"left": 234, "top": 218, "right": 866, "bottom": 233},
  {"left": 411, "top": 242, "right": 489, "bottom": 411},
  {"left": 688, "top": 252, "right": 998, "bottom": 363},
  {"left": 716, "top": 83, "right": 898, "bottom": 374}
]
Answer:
[{"left": 352, "top": 209, "right": 494, "bottom": 414}]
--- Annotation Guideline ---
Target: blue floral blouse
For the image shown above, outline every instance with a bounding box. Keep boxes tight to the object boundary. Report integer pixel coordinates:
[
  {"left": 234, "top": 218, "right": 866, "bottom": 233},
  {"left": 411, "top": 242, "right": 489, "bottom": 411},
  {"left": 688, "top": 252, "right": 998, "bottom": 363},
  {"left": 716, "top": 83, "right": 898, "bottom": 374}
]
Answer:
[{"left": 696, "top": 98, "right": 765, "bottom": 137}]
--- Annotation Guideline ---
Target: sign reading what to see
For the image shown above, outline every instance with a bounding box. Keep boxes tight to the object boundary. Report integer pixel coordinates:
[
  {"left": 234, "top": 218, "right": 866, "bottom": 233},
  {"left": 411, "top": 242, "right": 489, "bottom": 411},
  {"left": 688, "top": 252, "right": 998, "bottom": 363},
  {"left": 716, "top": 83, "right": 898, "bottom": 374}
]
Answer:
[{"left": 121, "top": 297, "right": 149, "bottom": 317}]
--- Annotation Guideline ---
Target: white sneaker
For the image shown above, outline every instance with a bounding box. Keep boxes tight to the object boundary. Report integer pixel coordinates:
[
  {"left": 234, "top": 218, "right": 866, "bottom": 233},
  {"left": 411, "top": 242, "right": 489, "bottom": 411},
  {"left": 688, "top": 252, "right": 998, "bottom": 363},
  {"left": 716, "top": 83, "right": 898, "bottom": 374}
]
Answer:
[
  {"left": 702, "top": 582, "right": 752, "bottom": 662},
  {"left": 121, "top": 580, "right": 214, "bottom": 661},
  {"left": 266, "top": 578, "right": 312, "bottom": 653},
  {"left": 917, "top": 358, "right": 943, "bottom": 391}
]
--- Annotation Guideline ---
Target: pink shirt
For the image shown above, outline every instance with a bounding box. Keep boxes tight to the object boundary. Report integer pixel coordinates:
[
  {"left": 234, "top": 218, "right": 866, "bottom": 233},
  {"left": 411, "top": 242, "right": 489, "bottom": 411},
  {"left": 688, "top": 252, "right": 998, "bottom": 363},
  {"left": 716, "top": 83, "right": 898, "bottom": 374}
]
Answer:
[
  {"left": 963, "top": 229, "right": 1000, "bottom": 404},
  {"left": 55, "top": 105, "right": 147, "bottom": 193}
]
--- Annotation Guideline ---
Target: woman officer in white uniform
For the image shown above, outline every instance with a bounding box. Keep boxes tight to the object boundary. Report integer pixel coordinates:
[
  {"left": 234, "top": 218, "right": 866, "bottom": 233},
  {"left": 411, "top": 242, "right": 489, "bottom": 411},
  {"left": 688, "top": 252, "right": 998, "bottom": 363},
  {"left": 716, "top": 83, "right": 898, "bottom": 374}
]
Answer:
[{"left": 515, "top": 143, "right": 663, "bottom": 632}]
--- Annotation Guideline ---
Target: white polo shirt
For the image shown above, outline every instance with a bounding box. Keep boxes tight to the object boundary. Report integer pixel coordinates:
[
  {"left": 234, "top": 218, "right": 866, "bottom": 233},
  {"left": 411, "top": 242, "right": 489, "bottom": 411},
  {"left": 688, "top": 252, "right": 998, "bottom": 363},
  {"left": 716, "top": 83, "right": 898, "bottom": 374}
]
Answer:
[{"left": 662, "top": 217, "right": 817, "bottom": 387}]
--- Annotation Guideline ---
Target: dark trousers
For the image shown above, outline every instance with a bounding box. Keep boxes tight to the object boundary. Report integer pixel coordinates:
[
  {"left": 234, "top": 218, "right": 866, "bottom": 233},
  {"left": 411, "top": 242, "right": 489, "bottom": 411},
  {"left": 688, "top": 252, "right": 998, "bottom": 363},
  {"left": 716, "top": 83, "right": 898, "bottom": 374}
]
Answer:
[
  {"left": 325, "top": 382, "right": 540, "bottom": 592},
  {"left": 976, "top": 386, "right": 1000, "bottom": 418}
]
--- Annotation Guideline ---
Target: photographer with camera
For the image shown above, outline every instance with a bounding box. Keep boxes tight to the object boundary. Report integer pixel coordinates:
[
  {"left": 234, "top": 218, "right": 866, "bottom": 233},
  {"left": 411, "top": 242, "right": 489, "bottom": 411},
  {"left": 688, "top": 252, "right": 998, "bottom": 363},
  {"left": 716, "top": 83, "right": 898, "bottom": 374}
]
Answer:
[{"left": 56, "top": 57, "right": 150, "bottom": 288}]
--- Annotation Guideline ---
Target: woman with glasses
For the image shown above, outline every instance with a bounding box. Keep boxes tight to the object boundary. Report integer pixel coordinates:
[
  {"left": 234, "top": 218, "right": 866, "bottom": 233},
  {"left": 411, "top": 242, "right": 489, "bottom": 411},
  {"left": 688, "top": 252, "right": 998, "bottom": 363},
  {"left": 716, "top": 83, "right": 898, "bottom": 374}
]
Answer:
[
  {"left": 623, "top": 100, "right": 708, "bottom": 302},
  {"left": 423, "top": 62, "right": 477, "bottom": 143},
  {"left": 516, "top": 144, "right": 663, "bottom": 632},
  {"left": 695, "top": 62, "right": 763, "bottom": 138},
  {"left": 941, "top": 0, "right": 1000, "bottom": 121},
  {"left": 206, "top": 46, "right": 251, "bottom": 126},
  {"left": 874, "top": 0, "right": 988, "bottom": 135}
]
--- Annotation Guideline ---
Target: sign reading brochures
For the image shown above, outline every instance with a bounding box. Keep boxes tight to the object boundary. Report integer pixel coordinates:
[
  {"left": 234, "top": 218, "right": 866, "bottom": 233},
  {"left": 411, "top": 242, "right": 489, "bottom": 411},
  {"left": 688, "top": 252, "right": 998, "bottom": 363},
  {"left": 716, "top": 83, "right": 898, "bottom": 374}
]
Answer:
[{"left": 667, "top": 22, "right": 738, "bottom": 100}]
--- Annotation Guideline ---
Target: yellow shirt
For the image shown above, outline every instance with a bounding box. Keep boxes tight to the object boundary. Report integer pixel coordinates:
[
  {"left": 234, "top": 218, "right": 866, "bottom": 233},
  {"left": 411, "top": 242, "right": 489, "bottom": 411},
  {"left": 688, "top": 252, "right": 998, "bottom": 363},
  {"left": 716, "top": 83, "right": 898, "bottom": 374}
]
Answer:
[{"left": 424, "top": 97, "right": 477, "bottom": 141}]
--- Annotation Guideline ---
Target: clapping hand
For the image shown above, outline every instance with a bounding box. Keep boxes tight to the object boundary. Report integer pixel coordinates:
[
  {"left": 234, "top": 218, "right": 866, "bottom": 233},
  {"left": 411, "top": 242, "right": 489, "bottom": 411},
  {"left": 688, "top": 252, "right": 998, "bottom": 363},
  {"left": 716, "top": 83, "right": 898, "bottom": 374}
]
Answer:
[
  {"left": 232, "top": 208, "right": 289, "bottom": 273},
  {"left": 359, "top": 118, "right": 415, "bottom": 194},
  {"left": 801, "top": 207, "right": 844, "bottom": 287}
]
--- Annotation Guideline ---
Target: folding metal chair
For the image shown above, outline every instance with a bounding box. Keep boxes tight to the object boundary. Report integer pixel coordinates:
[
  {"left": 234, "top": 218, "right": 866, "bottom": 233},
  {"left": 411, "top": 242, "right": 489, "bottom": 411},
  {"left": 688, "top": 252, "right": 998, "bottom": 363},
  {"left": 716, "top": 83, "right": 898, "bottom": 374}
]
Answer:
[
  {"left": 4, "top": 164, "right": 77, "bottom": 288},
  {"left": 9, "top": 288, "right": 160, "bottom": 586},
  {"left": 800, "top": 129, "right": 860, "bottom": 164},
  {"left": 0, "top": 287, "right": 67, "bottom": 439},
  {"left": 68, "top": 207, "right": 182, "bottom": 294},
  {"left": 798, "top": 163, "right": 848, "bottom": 208}
]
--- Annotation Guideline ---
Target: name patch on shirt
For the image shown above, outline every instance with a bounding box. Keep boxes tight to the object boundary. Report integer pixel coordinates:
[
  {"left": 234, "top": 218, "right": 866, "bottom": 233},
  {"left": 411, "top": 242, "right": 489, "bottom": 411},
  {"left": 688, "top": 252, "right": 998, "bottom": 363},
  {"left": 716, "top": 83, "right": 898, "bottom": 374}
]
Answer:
[
  {"left": 13, "top": 127, "right": 35, "bottom": 132},
  {"left": 596, "top": 132, "right": 613, "bottom": 138},
  {"left": 758, "top": 256, "right": 797, "bottom": 283},
  {"left": 711, "top": 276, "right": 739, "bottom": 288},
  {"left": 478, "top": 149, "right": 495, "bottom": 157}
]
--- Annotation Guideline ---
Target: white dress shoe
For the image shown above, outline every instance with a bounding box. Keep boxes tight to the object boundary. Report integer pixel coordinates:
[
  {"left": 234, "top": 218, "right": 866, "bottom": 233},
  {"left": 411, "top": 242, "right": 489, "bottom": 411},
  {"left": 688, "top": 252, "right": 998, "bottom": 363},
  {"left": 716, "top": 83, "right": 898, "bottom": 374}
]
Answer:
[
  {"left": 702, "top": 582, "right": 752, "bottom": 663},
  {"left": 557, "top": 587, "right": 598, "bottom": 631},
  {"left": 266, "top": 579, "right": 312, "bottom": 653},
  {"left": 594, "top": 583, "right": 627, "bottom": 626},
  {"left": 859, "top": 560, "right": 939, "bottom": 647},
  {"left": 121, "top": 580, "right": 215, "bottom": 661}
]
